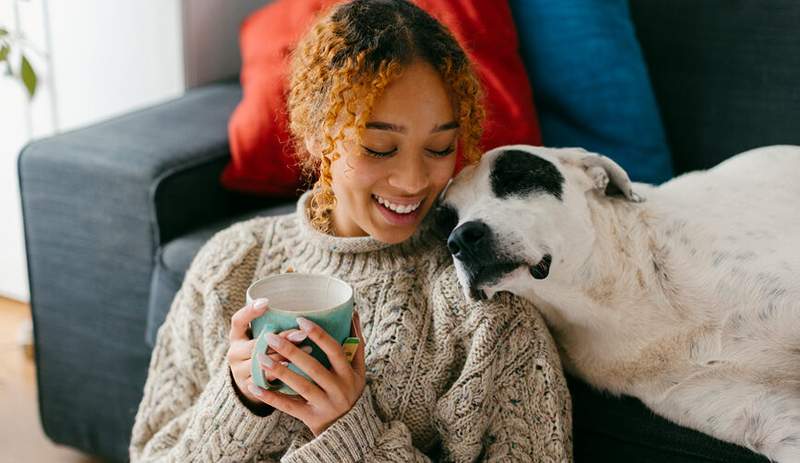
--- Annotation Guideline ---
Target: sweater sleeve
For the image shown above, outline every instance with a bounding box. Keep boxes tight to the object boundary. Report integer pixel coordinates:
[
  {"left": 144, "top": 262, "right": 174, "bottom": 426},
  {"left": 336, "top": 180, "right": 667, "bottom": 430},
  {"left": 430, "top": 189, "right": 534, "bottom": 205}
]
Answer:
[
  {"left": 130, "top": 220, "right": 301, "bottom": 462},
  {"left": 280, "top": 383, "right": 431, "bottom": 463},
  {"left": 435, "top": 292, "right": 573, "bottom": 462}
]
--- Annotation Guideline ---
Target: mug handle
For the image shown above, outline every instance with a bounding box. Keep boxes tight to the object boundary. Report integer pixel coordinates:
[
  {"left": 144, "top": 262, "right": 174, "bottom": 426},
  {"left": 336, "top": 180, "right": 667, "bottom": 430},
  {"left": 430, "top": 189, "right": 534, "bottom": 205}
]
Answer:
[{"left": 251, "top": 324, "right": 286, "bottom": 391}]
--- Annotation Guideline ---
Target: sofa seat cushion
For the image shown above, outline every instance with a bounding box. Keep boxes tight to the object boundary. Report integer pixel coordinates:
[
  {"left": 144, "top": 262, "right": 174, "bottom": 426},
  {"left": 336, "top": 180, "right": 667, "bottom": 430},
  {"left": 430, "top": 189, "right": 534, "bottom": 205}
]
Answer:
[
  {"left": 568, "top": 375, "right": 768, "bottom": 462},
  {"left": 145, "top": 202, "right": 296, "bottom": 346}
]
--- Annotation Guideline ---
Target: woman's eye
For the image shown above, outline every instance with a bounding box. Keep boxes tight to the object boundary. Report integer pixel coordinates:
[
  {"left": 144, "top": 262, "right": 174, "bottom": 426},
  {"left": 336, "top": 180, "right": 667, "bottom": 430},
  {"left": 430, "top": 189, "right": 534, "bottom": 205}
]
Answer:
[
  {"left": 361, "top": 145, "right": 397, "bottom": 158},
  {"left": 427, "top": 145, "right": 455, "bottom": 157}
]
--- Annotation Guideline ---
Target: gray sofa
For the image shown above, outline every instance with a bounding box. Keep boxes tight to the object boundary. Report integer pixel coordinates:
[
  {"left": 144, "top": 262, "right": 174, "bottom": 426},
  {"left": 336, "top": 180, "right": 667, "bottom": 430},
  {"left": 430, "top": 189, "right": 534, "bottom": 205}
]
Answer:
[{"left": 18, "top": 1, "right": 799, "bottom": 461}]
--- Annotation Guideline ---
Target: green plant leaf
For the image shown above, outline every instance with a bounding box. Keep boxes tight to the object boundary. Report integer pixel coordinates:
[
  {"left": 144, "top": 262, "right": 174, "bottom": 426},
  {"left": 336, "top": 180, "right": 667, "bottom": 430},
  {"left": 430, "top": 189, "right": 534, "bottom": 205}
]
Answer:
[
  {"left": 0, "top": 27, "right": 8, "bottom": 37},
  {"left": 0, "top": 45, "right": 9, "bottom": 61},
  {"left": 21, "top": 54, "right": 37, "bottom": 98}
]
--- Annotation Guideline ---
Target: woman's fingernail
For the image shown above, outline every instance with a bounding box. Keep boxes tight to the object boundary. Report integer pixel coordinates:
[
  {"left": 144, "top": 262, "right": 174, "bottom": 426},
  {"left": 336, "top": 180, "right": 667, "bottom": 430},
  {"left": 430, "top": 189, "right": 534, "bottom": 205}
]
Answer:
[
  {"left": 287, "top": 331, "right": 307, "bottom": 342},
  {"left": 247, "top": 384, "right": 263, "bottom": 397},
  {"left": 280, "top": 361, "right": 289, "bottom": 366},
  {"left": 301, "top": 345, "right": 313, "bottom": 354},
  {"left": 258, "top": 352, "right": 274, "bottom": 367},
  {"left": 253, "top": 298, "right": 269, "bottom": 310},
  {"left": 296, "top": 317, "right": 314, "bottom": 332},
  {"left": 265, "top": 332, "right": 283, "bottom": 349}
]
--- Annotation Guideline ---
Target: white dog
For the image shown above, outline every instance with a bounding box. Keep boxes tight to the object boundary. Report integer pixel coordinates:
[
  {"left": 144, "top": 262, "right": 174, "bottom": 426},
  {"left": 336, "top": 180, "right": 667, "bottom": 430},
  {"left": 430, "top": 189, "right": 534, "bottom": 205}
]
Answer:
[{"left": 437, "top": 144, "right": 800, "bottom": 462}]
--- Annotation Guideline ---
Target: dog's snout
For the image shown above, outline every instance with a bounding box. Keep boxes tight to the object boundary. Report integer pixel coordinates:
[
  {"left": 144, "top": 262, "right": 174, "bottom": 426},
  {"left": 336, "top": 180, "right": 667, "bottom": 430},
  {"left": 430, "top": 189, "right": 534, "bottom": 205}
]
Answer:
[{"left": 447, "top": 221, "right": 490, "bottom": 259}]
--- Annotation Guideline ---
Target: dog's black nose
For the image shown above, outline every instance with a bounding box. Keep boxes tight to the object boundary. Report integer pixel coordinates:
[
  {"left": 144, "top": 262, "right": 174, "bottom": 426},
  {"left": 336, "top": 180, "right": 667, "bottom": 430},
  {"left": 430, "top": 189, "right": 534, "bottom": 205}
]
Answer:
[{"left": 447, "top": 221, "right": 490, "bottom": 259}]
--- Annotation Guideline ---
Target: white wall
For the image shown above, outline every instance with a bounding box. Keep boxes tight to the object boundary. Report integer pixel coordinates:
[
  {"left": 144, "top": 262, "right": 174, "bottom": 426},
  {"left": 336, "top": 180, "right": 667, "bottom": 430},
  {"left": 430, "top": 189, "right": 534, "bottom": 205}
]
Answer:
[{"left": 46, "top": 0, "right": 185, "bottom": 132}]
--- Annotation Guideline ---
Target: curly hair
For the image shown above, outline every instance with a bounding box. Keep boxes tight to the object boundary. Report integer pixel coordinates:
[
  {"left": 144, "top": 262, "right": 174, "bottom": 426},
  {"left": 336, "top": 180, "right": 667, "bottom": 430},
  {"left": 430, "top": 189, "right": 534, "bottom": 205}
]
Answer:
[{"left": 288, "top": 0, "right": 485, "bottom": 231}]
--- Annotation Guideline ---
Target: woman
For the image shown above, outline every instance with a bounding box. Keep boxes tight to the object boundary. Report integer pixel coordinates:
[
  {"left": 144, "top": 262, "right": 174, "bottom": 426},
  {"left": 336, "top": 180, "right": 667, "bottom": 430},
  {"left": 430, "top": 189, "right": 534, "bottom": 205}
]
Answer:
[{"left": 130, "top": 0, "right": 571, "bottom": 461}]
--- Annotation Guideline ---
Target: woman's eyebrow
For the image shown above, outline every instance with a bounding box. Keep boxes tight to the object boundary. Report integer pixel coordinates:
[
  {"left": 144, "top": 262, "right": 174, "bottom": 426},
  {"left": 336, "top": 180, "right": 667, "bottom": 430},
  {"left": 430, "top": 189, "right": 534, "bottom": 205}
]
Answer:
[{"left": 364, "top": 120, "right": 459, "bottom": 134}]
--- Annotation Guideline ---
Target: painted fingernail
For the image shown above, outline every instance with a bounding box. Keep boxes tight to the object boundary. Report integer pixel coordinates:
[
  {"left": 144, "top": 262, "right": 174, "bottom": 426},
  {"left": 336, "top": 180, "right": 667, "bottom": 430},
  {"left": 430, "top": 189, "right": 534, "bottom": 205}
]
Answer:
[
  {"left": 253, "top": 298, "right": 269, "bottom": 310},
  {"left": 280, "top": 361, "right": 289, "bottom": 366},
  {"left": 301, "top": 345, "right": 313, "bottom": 354},
  {"left": 265, "top": 332, "right": 283, "bottom": 349},
  {"left": 296, "top": 317, "right": 314, "bottom": 332},
  {"left": 258, "top": 352, "right": 274, "bottom": 367},
  {"left": 247, "top": 384, "right": 263, "bottom": 397},
  {"left": 287, "top": 331, "right": 307, "bottom": 342}
]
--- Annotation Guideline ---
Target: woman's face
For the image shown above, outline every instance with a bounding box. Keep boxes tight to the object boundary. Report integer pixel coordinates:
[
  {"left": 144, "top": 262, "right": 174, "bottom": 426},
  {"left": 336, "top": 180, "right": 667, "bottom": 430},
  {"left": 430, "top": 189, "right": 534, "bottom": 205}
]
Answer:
[{"left": 325, "top": 60, "right": 459, "bottom": 243}]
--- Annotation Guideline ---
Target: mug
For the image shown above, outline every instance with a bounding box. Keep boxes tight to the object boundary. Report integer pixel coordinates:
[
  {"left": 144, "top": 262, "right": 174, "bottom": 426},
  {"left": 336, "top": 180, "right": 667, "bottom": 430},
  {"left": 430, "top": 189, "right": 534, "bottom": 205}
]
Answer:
[{"left": 247, "top": 273, "right": 355, "bottom": 395}]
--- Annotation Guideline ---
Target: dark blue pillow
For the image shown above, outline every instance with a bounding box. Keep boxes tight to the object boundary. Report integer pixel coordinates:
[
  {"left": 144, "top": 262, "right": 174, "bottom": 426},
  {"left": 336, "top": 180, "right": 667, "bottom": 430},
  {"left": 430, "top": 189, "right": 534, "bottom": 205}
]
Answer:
[{"left": 509, "top": 0, "right": 673, "bottom": 184}]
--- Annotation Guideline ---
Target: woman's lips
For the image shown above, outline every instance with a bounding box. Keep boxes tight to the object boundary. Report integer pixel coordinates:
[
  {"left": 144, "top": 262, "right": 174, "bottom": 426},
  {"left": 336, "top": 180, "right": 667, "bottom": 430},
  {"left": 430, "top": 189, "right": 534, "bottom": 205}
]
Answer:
[{"left": 372, "top": 195, "right": 424, "bottom": 226}]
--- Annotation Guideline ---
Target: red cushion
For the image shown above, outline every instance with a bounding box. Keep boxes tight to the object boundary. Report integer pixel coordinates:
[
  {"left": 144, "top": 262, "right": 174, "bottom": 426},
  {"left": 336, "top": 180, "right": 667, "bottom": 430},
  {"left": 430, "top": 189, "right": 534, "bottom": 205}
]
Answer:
[{"left": 223, "top": 0, "right": 541, "bottom": 196}]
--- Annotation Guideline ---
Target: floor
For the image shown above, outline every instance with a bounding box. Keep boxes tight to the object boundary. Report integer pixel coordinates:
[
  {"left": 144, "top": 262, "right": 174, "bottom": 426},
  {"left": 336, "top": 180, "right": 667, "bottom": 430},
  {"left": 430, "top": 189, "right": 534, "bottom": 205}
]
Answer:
[{"left": 0, "top": 296, "right": 103, "bottom": 463}]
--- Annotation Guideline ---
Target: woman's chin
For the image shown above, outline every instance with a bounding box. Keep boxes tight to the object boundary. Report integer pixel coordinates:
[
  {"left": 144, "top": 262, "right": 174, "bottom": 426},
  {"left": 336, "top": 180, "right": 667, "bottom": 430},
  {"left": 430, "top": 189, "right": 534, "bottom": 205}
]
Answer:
[{"left": 369, "top": 225, "right": 416, "bottom": 245}]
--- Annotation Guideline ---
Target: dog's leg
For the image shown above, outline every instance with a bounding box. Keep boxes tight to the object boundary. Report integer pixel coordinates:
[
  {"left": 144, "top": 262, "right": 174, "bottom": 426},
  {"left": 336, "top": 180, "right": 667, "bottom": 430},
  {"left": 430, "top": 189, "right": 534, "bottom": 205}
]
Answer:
[{"left": 646, "top": 377, "right": 800, "bottom": 462}]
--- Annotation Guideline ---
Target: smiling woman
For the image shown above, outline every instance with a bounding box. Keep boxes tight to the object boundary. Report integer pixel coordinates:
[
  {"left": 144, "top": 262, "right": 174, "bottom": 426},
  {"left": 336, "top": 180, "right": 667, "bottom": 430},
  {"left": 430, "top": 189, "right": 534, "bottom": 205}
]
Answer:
[
  {"left": 129, "top": 1, "right": 572, "bottom": 461},
  {"left": 287, "top": 0, "right": 484, "bottom": 241},
  {"left": 325, "top": 60, "right": 460, "bottom": 241}
]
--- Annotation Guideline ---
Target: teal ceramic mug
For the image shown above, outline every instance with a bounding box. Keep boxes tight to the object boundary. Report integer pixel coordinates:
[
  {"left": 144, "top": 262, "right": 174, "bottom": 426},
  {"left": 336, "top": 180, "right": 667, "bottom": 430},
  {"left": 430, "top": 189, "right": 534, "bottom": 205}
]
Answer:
[{"left": 247, "top": 273, "right": 354, "bottom": 395}]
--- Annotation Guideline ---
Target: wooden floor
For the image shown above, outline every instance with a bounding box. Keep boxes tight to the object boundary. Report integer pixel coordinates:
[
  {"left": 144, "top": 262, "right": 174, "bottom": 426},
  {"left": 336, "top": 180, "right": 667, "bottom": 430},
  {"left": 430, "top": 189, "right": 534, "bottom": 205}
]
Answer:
[{"left": 0, "top": 296, "right": 103, "bottom": 463}]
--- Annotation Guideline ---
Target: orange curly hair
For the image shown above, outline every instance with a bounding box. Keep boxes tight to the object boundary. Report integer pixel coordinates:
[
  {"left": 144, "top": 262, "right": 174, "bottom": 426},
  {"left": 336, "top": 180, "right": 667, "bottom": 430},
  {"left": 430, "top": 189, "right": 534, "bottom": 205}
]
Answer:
[{"left": 288, "top": 0, "right": 485, "bottom": 231}]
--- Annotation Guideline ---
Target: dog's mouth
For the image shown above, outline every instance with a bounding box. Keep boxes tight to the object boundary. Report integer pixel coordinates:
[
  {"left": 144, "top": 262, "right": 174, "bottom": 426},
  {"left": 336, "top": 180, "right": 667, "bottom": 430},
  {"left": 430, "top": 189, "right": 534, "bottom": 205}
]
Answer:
[
  {"left": 467, "top": 254, "right": 552, "bottom": 300},
  {"left": 529, "top": 254, "right": 552, "bottom": 280},
  {"left": 468, "top": 262, "right": 520, "bottom": 300}
]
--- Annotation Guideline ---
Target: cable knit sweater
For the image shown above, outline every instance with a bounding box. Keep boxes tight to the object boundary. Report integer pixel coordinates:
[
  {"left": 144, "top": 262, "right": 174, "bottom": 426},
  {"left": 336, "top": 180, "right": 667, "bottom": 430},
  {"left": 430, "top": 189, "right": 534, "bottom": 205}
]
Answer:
[{"left": 129, "top": 192, "right": 572, "bottom": 462}]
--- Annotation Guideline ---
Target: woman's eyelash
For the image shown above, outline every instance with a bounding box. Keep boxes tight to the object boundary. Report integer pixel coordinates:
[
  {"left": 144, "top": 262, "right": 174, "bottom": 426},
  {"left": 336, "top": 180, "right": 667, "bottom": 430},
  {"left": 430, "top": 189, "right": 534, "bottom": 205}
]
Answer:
[
  {"left": 361, "top": 146, "right": 398, "bottom": 157},
  {"left": 427, "top": 145, "right": 455, "bottom": 157},
  {"left": 360, "top": 145, "right": 455, "bottom": 157}
]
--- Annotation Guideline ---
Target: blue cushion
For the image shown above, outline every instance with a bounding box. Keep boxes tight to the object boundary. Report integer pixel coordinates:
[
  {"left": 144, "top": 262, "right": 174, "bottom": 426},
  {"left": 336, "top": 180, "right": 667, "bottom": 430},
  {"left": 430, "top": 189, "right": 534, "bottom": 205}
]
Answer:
[{"left": 509, "top": 0, "right": 673, "bottom": 184}]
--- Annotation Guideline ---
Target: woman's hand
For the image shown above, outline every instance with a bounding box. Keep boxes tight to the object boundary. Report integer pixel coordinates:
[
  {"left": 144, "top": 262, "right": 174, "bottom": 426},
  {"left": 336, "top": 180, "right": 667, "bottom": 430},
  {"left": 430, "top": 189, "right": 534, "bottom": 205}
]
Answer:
[
  {"left": 248, "top": 311, "right": 367, "bottom": 436},
  {"left": 227, "top": 298, "right": 313, "bottom": 410}
]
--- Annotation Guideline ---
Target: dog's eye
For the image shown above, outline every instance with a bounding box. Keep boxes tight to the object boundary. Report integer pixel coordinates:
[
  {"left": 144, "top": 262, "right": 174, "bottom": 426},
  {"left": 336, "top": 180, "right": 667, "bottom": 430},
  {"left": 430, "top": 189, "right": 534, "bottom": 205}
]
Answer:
[{"left": 432, "top": 204, "right": 459, "bottom": 240}]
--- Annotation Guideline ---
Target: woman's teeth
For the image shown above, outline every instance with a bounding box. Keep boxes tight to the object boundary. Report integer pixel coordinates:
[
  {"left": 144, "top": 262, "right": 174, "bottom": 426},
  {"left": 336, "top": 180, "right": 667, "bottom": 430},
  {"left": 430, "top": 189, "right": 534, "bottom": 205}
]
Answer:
[{"left": 374, "top": 195, "right": 423, "bottom": 214}]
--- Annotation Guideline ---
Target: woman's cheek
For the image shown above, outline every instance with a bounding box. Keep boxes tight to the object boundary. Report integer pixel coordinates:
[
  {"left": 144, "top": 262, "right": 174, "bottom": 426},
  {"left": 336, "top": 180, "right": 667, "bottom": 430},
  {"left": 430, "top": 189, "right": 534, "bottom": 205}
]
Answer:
[{"left": 429, "top": 156, "right": 458, "bottom": 191}]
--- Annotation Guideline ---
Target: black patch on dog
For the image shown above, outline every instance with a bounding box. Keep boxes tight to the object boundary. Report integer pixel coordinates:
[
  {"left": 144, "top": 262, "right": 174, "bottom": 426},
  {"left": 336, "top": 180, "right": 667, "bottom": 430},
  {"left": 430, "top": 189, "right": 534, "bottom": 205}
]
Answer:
[
  {"left": 490, "top": 149, "right": 564, "bottom": 200},
  {"left": 432, "top": 203, "right": 459, "bottom": 241}
]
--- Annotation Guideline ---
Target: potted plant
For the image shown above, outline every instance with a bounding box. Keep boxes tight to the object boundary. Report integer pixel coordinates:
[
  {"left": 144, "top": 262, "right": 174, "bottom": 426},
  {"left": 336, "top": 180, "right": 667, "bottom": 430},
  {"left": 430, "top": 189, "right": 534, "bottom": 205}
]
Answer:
[{"left": 1, "top": 25, "right": 38, "bottom": 98}]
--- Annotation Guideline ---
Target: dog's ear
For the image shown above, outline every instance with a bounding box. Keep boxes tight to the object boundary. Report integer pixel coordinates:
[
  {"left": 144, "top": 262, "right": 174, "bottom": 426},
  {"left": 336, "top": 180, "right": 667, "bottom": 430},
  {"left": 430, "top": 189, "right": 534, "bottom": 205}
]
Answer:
[
  {"left": 555, "top": 148, "right": 643, "bottom": 202},
  {"left": 581, "top": 155, "right": 643, "bottom": 202}
]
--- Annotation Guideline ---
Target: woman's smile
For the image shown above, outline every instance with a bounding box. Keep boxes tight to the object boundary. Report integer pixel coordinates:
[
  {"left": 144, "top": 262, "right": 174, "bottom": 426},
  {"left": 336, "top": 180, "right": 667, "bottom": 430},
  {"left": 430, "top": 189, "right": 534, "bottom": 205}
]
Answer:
[{"left": 372, "top": 193, "right": 426, "bottom": 226}]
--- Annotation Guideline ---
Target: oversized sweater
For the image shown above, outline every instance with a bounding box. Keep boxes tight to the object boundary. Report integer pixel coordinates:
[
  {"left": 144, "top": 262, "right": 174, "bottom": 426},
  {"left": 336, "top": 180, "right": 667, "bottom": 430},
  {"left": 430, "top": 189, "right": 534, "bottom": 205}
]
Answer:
[{"left": 129, "top": 192, "right": 572, "bottom": 462}]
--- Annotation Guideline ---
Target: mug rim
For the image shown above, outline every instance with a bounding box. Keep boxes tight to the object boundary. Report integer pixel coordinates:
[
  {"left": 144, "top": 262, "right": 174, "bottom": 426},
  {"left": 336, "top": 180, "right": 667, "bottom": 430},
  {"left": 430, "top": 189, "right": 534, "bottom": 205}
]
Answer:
[{"left": 246, "top": 273, "right": 353, "bottom": 315}]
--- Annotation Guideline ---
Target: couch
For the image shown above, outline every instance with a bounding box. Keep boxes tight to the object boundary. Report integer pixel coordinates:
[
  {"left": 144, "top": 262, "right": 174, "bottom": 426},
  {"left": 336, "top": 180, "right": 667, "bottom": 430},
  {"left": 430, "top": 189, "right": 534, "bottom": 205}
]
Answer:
[{"left": 18, "top": 1, "right": 800, "bottom": 461}]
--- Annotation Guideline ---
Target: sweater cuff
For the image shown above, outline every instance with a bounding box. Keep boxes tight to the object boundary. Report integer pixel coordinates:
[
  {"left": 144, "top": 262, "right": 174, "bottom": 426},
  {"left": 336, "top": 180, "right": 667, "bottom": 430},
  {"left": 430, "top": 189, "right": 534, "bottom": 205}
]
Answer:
[
  {"left": 281, "top": 385, "right": 385, "bottom": 463},
  {"left": 190, "top": 364, "right": 283, "bottom": 453}
]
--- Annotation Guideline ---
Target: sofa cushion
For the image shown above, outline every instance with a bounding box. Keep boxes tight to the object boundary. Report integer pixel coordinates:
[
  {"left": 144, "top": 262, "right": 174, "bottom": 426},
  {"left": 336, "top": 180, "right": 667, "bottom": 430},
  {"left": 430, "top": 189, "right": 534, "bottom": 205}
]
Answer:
[
  {"left": 145, "top": 202, "right": 296, "bottom": 346},
  {"left": 509, "top": 0, "right": 674, "bottom": 185},
  {"left": 223, "top": 0, "right": 542, "bottom": 195},
  {"left": 568, "top": 376, "right": 769, "bottom": 462}
]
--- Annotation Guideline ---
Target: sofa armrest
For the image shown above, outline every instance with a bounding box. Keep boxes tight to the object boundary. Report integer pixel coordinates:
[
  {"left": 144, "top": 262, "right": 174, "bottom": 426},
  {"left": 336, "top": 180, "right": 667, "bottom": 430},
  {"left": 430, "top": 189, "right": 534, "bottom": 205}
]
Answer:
[{"left": 17, "top": 81, "right": 266, "bottom": 461}]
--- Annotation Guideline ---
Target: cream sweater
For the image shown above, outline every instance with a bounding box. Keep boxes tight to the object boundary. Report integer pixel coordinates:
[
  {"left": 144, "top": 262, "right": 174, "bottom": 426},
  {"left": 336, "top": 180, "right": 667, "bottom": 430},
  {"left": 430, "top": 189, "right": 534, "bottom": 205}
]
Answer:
[{"left": 130, "top": 192, "right": 572, "bottom": 462}]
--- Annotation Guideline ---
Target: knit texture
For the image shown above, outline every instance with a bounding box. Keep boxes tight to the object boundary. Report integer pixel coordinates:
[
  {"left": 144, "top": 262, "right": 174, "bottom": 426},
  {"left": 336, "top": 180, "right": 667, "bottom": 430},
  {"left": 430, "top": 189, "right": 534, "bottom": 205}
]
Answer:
[{"left": 130, "top": 192, "right": 572, "bottom": 462}]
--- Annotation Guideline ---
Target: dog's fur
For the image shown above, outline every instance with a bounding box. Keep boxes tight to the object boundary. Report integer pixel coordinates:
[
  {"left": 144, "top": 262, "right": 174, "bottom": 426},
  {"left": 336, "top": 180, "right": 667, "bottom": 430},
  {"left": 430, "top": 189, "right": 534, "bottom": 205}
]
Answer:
[{"left": 438, "top": 144, "right": 800, "bottom": 462}]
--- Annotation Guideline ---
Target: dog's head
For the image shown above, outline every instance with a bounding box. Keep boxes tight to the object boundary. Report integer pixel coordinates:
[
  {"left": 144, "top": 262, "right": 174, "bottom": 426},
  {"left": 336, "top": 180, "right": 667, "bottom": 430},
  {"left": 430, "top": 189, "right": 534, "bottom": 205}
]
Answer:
[{"left": 435, "top": 144, "right": 643, "bottom": 301}]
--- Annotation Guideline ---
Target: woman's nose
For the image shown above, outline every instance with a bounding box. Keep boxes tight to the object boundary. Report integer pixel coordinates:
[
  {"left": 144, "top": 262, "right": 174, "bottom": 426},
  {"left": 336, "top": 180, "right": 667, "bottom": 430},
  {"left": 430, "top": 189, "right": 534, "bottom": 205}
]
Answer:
[{"left": 388, "top": 153, "right": 430, "bottom": 193}]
